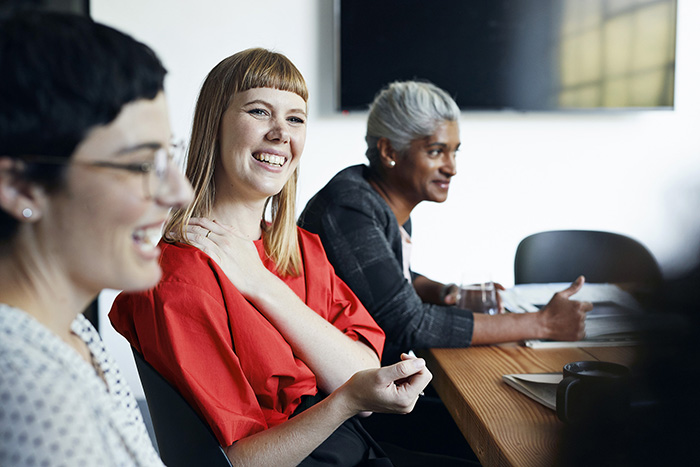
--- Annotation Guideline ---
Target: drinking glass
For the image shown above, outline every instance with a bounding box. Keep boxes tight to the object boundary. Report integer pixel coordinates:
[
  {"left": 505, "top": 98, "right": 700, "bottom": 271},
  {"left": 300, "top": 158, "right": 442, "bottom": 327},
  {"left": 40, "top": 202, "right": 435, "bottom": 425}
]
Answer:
[{"left": 457, "top": 281, "right": 499, "bottom": 315}]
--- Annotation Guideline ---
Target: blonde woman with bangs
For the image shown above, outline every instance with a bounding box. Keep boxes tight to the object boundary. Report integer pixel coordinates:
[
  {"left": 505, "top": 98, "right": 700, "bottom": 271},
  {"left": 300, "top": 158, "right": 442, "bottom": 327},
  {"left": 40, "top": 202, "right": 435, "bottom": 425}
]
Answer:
[{"left": 110, "top": 48, "right": 432, "bottom": 467}]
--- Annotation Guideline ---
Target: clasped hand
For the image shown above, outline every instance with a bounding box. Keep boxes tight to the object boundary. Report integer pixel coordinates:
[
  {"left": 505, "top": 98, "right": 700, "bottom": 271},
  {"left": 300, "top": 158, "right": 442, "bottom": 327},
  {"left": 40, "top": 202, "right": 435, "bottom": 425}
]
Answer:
[{"left": 339, "top": 353, "right": 432, "bottom": 417}]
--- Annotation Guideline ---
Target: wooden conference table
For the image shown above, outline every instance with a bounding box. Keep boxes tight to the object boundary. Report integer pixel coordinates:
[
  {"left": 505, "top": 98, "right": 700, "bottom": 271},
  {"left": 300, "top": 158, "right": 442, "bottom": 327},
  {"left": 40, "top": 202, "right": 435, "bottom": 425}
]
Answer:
[{"left": 423, "top": 343, "right": 638, "bottom": 467}]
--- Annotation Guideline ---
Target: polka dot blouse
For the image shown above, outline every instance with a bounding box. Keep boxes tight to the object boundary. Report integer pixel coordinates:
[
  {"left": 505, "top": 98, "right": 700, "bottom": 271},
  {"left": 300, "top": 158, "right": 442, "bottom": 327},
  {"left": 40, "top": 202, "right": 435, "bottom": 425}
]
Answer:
[{"left": 0, "top": 304, "right": 163, "bottom": 466}]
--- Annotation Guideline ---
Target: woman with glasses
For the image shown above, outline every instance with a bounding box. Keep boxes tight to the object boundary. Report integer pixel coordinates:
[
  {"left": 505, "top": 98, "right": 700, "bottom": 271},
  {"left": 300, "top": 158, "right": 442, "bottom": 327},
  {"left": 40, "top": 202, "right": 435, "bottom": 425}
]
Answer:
[
  {"left": 110, "top": 49, "right": 435, "bottom": 467},
  {"left": 0, "top": 12, "right": 192, "bottom": 466}
]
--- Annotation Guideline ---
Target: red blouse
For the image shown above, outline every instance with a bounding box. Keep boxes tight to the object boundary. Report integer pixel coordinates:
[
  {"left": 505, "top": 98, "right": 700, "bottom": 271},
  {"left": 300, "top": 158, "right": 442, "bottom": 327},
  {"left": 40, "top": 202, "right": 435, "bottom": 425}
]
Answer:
[{"left": 109, "top": 228, "right": 385, "bottom": 447}]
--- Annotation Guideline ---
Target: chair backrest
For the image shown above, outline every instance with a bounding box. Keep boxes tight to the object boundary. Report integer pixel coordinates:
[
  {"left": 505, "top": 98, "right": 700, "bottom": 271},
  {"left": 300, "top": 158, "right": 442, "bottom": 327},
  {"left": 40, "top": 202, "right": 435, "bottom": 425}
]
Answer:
[
  {"left": 514, "top": 230, "right": 662, "bottom": 289},
  {"left": 132, "top": 349, "right": 232, "bottom": 467}
]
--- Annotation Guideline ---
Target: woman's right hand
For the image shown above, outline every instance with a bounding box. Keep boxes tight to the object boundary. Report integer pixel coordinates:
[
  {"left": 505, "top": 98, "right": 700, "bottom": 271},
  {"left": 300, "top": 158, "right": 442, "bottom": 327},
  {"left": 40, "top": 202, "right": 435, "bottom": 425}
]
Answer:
[
  {"left": 537, "top": 276, "right": 593, "bottom": 341},
  {"left": 334, "top": 354, "right": 432, "bottom": 418},
  {"left": 184, "top": 217, "right": 272, "bottom": 296}
]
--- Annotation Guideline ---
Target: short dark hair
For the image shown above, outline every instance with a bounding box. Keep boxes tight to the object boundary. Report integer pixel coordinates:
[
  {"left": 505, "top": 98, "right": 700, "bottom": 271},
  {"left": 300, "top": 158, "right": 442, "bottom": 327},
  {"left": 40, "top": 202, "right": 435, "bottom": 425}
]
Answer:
[{"left": 0, "top": 11, "right": 167, "bottom": 239}]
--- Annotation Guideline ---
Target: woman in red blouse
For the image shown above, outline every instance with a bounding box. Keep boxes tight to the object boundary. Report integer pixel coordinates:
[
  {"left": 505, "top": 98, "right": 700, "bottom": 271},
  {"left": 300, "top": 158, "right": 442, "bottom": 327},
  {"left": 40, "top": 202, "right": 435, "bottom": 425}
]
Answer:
[{"left": 110, "top": 48, "right": 431, "bottom": 466}]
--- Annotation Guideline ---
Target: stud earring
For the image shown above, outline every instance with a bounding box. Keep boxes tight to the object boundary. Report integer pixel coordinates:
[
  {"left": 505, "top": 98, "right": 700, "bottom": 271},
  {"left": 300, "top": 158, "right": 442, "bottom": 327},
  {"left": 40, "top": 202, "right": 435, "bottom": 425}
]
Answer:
[
  {"left": 389, "top": 160, "right": 396, "bottom": 167},
  {"left": 22, "top": 207, "right": 33, "bottom": 219}
]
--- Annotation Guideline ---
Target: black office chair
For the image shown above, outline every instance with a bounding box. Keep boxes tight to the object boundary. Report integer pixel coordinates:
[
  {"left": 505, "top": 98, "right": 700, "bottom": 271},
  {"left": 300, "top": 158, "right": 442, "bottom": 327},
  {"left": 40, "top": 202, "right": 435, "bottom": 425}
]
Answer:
[
  {"left": 514, "top": 230, "right": 662, "bottom": 291},
  {"left": 132, "top": 349, "right": 232, "bottom": 467}
]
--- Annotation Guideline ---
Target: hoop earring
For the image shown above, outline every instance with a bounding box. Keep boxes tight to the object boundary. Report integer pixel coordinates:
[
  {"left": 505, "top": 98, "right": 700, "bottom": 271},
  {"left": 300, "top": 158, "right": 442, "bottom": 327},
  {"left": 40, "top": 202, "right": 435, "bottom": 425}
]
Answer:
[{"left": 22, "top": 207, "right": 33, "bottom": 219}]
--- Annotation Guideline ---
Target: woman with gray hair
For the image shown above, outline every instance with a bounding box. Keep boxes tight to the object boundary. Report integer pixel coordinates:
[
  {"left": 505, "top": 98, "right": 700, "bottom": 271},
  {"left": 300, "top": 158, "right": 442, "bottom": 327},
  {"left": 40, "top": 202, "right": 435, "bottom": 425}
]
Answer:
[
  {"left": 364, "top": 81, "right": 460, "bottom": 170},
  {"left": 300, "top": 81, "right": 591, "bottom": 460},
  {"left": 300, "top": 80, "right": 592, "bottom": 364}
]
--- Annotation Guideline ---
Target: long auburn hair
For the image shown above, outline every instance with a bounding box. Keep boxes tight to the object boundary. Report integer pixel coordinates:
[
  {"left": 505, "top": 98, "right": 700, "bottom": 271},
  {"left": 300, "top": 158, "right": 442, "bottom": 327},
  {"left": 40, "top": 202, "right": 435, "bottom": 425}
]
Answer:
[{"left": 164, "top": 48, "right": 308, "bottom": 276}]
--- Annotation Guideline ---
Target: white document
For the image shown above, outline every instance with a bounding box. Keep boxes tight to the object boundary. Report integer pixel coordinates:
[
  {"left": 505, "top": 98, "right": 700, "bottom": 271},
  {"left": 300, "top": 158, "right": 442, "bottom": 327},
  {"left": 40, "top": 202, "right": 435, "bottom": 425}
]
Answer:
[
  {"left": 500, "top": 283, "right": 647, "bottom": 348},
  {"left": 500, "top": 283, "right": 643, "bottom": 313}
]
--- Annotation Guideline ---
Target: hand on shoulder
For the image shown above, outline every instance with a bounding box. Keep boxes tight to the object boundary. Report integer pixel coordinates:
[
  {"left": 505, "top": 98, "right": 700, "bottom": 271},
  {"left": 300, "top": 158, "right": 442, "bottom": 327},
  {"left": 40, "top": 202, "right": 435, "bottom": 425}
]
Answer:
[{"left": 184, "top": 217, "right": 273, "bottom": 296}]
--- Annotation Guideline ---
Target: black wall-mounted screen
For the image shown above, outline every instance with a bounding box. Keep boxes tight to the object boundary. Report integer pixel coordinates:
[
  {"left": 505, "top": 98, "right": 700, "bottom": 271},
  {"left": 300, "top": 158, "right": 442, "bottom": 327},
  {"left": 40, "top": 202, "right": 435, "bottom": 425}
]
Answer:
[
  {"left": 337, "top": 0, "right": 677, "bottom": 111},
  {"left": 0, "top": 0, "right": 90, "bottom": 17}
]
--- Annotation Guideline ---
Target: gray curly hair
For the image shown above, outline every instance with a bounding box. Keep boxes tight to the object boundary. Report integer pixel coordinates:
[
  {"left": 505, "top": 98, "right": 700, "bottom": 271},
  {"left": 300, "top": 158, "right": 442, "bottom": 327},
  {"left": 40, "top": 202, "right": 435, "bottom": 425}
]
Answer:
[{"left": 365, "top": 81, "right": 460, "bottom": 167}]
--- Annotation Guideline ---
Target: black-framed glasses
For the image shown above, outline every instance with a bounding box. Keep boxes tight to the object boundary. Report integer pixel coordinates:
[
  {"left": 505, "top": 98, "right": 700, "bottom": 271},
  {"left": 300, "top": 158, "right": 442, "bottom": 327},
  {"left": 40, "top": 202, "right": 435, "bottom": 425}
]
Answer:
[{"left": 17, "top": 141, "right": 186, "bottom": 199}]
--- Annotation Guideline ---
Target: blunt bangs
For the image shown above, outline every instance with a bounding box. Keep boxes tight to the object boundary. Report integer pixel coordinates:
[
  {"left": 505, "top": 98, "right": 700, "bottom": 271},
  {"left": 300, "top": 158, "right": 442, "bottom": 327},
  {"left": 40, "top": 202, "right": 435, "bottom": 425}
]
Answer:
[{"left": 234, "top": 49, "right": 308, "bottom": 103}]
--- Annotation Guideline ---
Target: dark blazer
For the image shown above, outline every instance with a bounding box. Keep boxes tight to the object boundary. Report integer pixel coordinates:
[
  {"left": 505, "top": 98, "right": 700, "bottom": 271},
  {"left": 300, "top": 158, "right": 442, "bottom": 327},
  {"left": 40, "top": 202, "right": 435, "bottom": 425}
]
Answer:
[{"left": 299, "top": 164, "right": 474, "bottom": 364}]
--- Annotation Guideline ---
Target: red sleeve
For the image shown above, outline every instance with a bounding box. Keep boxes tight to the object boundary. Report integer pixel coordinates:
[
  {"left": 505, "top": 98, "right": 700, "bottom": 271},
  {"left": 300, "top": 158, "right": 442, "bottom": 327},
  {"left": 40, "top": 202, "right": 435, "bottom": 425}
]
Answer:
[
  {"left": 297, "top": 229, "right": 386, "bottom": 359},
  {"left": 109, "top": 261, "right": 267, "bottom": 447},
  {"left": 110, "top": 235, "right": 383, "bottom": 448}
]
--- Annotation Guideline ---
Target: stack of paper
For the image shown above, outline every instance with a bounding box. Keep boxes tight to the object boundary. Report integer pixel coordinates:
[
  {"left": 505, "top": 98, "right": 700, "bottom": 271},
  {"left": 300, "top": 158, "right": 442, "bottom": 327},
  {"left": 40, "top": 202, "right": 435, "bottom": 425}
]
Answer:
[{"left": 500, "top": 283, "right": 647, "bottom": 348}]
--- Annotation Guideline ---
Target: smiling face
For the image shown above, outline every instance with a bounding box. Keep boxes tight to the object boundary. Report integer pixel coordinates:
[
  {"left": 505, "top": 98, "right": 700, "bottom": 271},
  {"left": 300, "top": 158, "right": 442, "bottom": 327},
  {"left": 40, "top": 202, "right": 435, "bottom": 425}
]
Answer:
[
  {"left": 215, "top": 87, "right": 307, "bottom": 206},
  {"left": 38, "top": 92, "right": 193, "bottom": 294},
  {"left": 393, "top": 120, "right": 460, "bottom": 205}
]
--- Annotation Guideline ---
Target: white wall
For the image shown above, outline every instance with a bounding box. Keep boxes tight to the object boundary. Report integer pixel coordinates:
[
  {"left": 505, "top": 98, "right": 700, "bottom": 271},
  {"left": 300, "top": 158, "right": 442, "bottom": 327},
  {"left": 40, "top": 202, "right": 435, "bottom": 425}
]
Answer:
[{"left": 92, "top": 0, "right": 700, "bottom": 398}]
